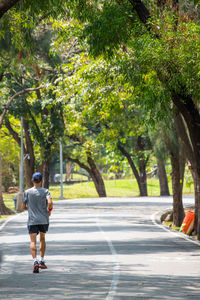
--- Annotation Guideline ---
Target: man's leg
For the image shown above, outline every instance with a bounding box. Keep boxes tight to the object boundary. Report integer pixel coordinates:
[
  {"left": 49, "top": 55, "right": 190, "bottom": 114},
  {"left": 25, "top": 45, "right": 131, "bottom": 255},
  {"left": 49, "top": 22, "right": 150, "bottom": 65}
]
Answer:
[
  {"left": 30, "top": 233, "right": 37, "bottom": 259},
  {"left": 30, "top": 233, "right": 39, "bottom": 273},
  {"left": 39, "top": 232, "right": 48, "bottom": 269},
  {"left": 40, "top": 232, "right": 46, "bottom": 258}
]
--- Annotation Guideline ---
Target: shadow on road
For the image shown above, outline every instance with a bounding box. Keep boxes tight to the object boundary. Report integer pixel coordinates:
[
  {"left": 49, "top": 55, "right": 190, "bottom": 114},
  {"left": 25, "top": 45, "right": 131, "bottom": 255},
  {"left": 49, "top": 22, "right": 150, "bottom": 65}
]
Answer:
[{"left": 0, "top": 197, "right": 200, "bottom": 299}]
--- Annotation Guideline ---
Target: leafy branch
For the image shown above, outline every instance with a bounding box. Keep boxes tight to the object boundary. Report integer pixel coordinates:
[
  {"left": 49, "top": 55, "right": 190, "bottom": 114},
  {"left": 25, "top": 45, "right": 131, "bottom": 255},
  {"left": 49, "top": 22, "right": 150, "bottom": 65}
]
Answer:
[{"left": 0, "top": 86, "right": 45, "bottom": 129}]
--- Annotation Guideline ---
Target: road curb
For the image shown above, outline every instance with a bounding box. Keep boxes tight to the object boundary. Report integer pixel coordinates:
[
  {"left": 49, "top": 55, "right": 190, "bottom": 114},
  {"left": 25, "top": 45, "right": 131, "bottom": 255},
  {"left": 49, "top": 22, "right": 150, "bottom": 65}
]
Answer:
[{"left": 151, "top": 208, "right": 200, "bottom": 247}]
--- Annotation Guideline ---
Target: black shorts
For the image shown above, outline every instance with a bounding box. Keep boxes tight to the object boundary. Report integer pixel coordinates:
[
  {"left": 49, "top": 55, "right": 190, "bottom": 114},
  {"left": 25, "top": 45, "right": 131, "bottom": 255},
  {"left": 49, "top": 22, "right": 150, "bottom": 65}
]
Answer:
[{"left": 28, "top": 224, "right": 49, "bottom": 235}]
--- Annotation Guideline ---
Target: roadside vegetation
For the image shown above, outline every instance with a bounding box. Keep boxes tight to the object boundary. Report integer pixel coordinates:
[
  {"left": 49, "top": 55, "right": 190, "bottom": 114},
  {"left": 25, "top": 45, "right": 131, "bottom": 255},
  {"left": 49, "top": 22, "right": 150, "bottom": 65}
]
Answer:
[{"left": 0, "top": 1, "right": 200, "bottom": 239}]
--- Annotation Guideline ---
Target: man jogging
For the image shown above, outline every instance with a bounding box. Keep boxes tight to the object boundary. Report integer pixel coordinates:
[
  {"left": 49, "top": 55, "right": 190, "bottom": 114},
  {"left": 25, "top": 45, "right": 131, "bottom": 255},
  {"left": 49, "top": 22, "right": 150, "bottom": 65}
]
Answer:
[{"left": 22, "top": 172, "right": 53, "bottom": 273}]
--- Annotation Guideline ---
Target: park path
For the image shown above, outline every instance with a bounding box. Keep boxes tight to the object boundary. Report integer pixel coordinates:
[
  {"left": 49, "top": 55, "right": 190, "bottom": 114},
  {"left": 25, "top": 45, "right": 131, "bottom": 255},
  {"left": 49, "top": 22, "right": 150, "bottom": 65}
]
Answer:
[{"left": 0, "top": 196, "right": 200, "bottom": 299}]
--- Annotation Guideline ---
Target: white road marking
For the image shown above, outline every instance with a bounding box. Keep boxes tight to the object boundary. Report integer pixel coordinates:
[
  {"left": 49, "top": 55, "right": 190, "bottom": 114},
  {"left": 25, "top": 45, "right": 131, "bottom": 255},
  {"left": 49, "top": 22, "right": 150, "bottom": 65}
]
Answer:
[
  {"left": 0, "top": 213, "right": 24, "bottom": 231},
  {"left": 96, "top": 216, "right": 120, "bottom": 300}
]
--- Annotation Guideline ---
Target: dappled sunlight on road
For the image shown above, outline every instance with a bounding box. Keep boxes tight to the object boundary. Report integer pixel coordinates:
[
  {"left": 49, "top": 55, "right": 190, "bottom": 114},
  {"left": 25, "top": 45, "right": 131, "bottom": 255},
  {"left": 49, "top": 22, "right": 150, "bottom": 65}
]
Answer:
[{"left": 0, "top": 196, "right": 199, "bottom": 299}]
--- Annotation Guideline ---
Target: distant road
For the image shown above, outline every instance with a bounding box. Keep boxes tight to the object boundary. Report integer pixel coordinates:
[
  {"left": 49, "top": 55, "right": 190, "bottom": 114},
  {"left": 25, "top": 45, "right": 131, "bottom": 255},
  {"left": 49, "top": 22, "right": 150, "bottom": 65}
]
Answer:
[{"left": 1, "top": 196, "right": 200, "bottom": 300}]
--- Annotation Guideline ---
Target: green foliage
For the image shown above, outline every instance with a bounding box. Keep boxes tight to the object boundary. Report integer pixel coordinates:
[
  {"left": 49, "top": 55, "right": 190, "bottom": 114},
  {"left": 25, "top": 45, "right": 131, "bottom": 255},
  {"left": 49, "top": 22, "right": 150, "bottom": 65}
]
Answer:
[
  {"left": 83, "top": 2, "right": 133, "bottom": 57},
  {"left": 0, "top": 0, "right": 199, "bottom": 195},
  {"left": 131, "top": 14, "right": 200, "bottom": 99},
  {"left": 149, "top": 128, "right": 169, "bottom": 161},
  {"left": 0, "top": 9, "right": 36, "bottom": 53},
  {"left": 54, "top": 40, "right": 153, "bottom": 179},
  {"left": 19, "top": 0, "right": 67, "bottom": 16},
  {"left": 35, "top": 30, "right": 62, "bottom": 67},
  {"left": 0, "top": 19, "right": 66, "bottom": 170},
  {"left": 0, "top": 123, "right": 20, "bottom": 189}
]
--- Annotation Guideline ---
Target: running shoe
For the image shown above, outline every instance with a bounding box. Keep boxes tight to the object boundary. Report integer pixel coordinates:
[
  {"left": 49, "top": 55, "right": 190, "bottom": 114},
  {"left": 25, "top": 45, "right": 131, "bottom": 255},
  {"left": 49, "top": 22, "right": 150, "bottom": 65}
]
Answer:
[
  {"left": 39, "top": 261, "right": 47, "bottom": 269},
  {"left": 33, "top": 261, "right": 39, "bottom": 273}
]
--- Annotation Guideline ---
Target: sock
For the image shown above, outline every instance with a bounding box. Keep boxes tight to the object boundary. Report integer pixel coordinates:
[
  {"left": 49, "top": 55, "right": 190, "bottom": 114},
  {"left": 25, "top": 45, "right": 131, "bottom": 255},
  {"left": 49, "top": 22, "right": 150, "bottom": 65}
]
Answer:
[
  {"left": 34, "top": 258, "right": 38, "bottom": 263},
  {"left": 40, "top": 257, "right": 45, "bottom": 262}
]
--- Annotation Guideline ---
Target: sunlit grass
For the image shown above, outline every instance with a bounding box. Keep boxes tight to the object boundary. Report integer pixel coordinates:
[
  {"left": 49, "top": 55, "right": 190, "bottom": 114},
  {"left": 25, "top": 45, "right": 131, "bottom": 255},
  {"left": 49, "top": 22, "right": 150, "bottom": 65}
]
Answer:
[
  {"left": 2, "top": 193, "right": 15, "bottom": 210},
  {"left": 50, "top": 177, "right": 193, "bottom": 199}
]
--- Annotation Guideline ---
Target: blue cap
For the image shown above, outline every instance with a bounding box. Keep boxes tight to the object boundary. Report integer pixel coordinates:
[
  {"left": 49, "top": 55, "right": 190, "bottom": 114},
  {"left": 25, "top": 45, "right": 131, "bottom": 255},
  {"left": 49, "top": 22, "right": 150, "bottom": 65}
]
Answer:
[{"left": 32, "top": 172, "right": 42, "bottom": 183}]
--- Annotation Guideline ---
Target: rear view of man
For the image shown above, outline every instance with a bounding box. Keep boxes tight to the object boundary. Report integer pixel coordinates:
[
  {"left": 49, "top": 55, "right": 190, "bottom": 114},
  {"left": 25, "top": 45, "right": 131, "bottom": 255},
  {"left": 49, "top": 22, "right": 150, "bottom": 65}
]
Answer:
[{"left": 22, "top": 172, "right": 53, "bottom": 273}]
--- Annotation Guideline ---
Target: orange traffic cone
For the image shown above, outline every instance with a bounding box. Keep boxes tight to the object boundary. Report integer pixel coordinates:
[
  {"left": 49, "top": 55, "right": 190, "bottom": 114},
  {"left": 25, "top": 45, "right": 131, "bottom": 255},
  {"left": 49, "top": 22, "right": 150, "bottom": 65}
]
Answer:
[{"left": 179, "top": 211, "right": 195, "bottom": 235}]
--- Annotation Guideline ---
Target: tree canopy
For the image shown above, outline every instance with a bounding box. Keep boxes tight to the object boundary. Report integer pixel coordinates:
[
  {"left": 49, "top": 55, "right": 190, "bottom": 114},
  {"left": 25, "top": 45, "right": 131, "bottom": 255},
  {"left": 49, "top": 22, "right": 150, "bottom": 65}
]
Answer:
[{"left": 1, "top": 0, "right": 200, "bottom": 238}]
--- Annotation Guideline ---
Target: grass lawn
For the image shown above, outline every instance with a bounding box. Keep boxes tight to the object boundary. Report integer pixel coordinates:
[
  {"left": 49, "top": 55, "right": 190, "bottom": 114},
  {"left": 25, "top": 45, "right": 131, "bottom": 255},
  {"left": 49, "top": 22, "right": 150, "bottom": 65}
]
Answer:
[
  {"left": 50, "top": 178, "right": 163, "bottom": 199},
  {"left": 0, "top": 178, "right": 194, "bottom": 221},
  {"left": 50, "top": 177, "right": 193, "bottom": 199}
]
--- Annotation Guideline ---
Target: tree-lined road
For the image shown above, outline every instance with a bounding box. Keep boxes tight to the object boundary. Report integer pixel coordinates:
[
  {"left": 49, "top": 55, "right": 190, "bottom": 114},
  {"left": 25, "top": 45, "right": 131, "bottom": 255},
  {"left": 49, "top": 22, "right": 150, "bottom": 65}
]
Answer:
[{"left": 0, "top": 196, "right": 200, "bottom": 299}]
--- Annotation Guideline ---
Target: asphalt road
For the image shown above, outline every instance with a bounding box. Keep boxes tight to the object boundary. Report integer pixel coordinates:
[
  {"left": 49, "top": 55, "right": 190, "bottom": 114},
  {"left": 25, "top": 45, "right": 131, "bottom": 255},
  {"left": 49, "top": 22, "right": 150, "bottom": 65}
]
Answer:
[{"left": 0, "top": 196, "right": 200, "bottom": 300}]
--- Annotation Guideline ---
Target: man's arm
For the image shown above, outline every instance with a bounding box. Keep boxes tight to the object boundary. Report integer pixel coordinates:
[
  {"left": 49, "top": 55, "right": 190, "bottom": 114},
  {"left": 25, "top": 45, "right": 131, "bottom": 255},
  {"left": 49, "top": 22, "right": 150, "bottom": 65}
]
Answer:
[
  {"left": 22, "top": 191, "right": 28, "bottom": 210},
  {"left": 47, "top": 197, "right": 53, "bottom": 216},
  {"left": 22, "top": 203, "right": 27, "bottom": 210}
]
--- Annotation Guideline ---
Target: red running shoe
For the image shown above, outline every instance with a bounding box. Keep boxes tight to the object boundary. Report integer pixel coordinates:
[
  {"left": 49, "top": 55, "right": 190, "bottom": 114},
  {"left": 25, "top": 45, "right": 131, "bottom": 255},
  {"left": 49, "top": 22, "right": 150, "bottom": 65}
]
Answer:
[
  {"left": 33, "top": 261, "right": 39, "bottom": 273},
  {"left": 39, "top": 261, "right": 47, "bottom": 269}
]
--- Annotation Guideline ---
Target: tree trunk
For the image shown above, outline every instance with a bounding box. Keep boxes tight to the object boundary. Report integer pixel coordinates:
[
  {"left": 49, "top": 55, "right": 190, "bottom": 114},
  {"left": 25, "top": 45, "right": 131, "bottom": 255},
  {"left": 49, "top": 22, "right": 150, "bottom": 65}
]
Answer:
[
  {"left": 138, "top": 155, "right": 148, "bottom": 196},
  {"left": 24, "top": 159, "right": 34, "bottom": 188},
  {"left": 136, "top": 136, "right": 149, "bottom": 196},
  {"left": 87, "top": 156, "right": 106, "bottom": 197},
  {"left": 172, "top": 93, "right": 200, "bottom": 238},
  {"left": 129, "top": 0, "right": 150, "bottom": 24},
  {"left": 5, "top": 117, "right": 35, "bottom": 189},
  {"left": 189, "top": 168, "right": 200, "bottom": 233},
  {"left": 49, "top": 167, "right": 56, "bottom": 183},
  {"left": 66, "top": 134, "right": 106, "bottom": 196},
  {"left": 0, "top": 153, "right": 14, "bottom": 215},
  {"left": 0, "top": 0, "right": 20, "bottom": 19},
  {"left": 174, "top": 113, "right": 200, "bottom": 235},
  {"left": 117, "top": 144, "right": 147, "bottom": 196},
  {"left": 157, "top": 158, "right": 170, "bottom": 196},
  {"left": 164, "top": 126, "right": 185, "bottom": 227},
  {"left": 65, "top": 163, "right": 73, "bottom": 182},
  {"left": 64, "top": 154, "right": 106, "bottom": 197},
  {"left": 193, "top": 169, "right": 200, "bottom": 238},
  {"left": 170, "top": 153, "right": 185, "bottom": 226},
  {"left": 24, "top": 119, "right": 35, "bottom": 188},
  {"left": 42, "top": 158, "right": 50, "bottom": 189},
  {"left": 128, "top": 0, "right": 200, "bottom": 237}
]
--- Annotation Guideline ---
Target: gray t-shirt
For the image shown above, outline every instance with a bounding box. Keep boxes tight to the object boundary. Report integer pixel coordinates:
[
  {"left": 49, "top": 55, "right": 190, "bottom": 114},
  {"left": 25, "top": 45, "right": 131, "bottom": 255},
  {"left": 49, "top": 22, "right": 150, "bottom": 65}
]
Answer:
[{"left": 22, "top": 186, "right": 51, "bottom": 226}]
